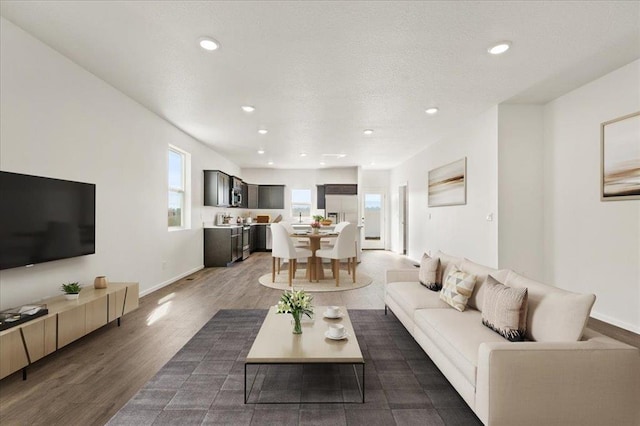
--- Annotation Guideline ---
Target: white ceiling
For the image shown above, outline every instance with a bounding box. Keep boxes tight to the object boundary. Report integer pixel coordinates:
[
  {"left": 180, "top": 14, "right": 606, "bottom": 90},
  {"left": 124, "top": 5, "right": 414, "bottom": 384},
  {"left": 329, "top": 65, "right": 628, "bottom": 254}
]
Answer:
[{"left": 1, "top": 1, "right": 638, "bottom": 170}]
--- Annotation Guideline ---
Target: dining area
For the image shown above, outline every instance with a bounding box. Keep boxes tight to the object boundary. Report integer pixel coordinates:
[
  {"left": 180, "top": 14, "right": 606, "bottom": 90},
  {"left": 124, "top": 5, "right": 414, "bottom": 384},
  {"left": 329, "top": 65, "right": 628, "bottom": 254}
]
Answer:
[{"left": 269, "top": 221, "right": 359, "bottom": 287}]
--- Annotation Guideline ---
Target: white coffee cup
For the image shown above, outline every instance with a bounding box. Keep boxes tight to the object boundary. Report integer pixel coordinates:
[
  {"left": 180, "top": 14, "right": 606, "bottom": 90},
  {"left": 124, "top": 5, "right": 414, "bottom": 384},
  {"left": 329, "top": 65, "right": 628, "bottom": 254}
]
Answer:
[
  {"left": 326, "top": 306, "right": 341, "bottom": 317},
  {"left": 328, "top": 324, "right": 345, "bottom": 338}
]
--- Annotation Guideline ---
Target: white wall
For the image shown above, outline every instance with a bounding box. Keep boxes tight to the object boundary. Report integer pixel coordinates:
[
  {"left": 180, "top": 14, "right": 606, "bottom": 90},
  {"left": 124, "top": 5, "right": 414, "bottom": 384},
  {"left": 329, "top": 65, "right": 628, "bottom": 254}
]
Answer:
[
  {"left": 0, "top": 18, "right": 240, "bottom": 308},
  {"left": 389, "top": 107, "right": 499, "bottom": 267},
  {"left": 543, "top": 60, "right": 640, "bottom": 332},
  {"left": 497, "top": 105, "right": 545, "bottom": 280},
  {"left": 240, "top": 167, "right": 357, "bottom": 221}
]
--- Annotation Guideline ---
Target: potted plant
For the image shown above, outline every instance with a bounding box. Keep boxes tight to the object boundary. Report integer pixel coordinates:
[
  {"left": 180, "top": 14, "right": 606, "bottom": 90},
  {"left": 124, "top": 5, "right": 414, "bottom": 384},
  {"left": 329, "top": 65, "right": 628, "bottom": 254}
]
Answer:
[
  {"left": 276, "top": 288, "right": 313, "bottom": 334},
  {"left": 61, "top": 282, "right": 82, "bottom": 300}
]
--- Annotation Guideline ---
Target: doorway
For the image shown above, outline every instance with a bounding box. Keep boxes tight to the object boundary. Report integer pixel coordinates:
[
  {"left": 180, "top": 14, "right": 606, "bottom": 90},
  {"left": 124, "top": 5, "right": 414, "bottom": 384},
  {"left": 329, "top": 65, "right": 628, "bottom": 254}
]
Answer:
[
  {"left": 362, "top": 191, "right": 385, "bottom": 249},
  {"left": 399, "top": 184, "right": 407, "bottom": 255}
]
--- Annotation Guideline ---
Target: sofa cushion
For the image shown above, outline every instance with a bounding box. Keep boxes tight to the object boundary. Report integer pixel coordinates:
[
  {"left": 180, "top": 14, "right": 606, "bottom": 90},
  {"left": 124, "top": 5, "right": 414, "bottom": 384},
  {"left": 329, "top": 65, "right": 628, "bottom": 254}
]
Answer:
[
  {"left": 504, "top": 271, "right": 596, "bottom": 342},
  {"left": 434, "top": 250, "right": 463, "bottom": 286},
  {"left": 386, "top": 282, "right": 451, "bottom": 320},
  {"left": 460, "top": 258, "right": 502, "bottom": 312},
  {"left": 440, "top": 268, "right": 477, "bottom": 312},
  {"left": 481, "top": 275, "right": 528, "bottom": 342},
  {"left": 419, "top": 253, "right": 441, "bottom": 291},
  {"left": 414, "top": 308, "right": 506, "bottom": 386}
]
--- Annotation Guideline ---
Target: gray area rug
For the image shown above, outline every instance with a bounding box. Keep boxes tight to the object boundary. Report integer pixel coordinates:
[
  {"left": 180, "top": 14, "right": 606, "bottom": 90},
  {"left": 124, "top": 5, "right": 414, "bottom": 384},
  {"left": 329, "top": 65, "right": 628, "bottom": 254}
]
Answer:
[{"left": 107, "top": 309, "right": 481, "bottom": 425}]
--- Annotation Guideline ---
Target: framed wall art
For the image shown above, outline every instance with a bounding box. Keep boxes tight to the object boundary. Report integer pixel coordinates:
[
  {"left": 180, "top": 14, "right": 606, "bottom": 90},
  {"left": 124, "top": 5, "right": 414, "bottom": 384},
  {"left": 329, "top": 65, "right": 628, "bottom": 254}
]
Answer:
[
  {"left": 428, "top": 157, "right": 466, "bottom": 207},
  {"left": 601, "top": 111, "right": 640, "bottom": 201}
]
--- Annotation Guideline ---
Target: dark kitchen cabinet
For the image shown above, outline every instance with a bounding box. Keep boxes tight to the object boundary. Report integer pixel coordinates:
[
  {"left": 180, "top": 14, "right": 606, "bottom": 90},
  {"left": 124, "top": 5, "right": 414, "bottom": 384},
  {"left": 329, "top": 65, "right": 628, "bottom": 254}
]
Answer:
[
  {"left": 247, "top": 184, "right": 259, "bottom": 209},
  {"left": 204, "top": 227, "right": 242, "bottom": 267},
  {"left": 252, "top": 225, "right": 268, "bottom": 251},
  {"left": 204, "top": 170, "right": 230, "bottom": 207},
  {"left": 258, "top": 185, "right": 285, "bottom": 209},
  {"left": 240, "top": 183, "right": 249, "bottom": 208},
  {"left": 324, "top": 184, "right": 357, "bottom": 195},
  {"left": 316, "top": 185, "right": 325, "bottom": 209}
]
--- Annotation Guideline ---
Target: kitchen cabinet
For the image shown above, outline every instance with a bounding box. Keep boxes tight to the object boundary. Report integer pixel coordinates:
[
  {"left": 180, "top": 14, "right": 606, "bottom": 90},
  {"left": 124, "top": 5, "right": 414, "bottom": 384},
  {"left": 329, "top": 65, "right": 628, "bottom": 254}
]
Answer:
[
  {"left": 324, "top": 184, "right": 357, "bottom": 195},
  {"left": 258, "top": 185, "right": 285, "bottom": 209},
  {"left": 316, "top": 185, "right": 325, "bottom": 209},
  {"left": 204, "top": 170, "right": 230, "bottom": 207},
  {"left": 247, "top": 184, "right": 259, "bottom": 209},
  {"left": 252, "top": 225, "right": 269, "bottom": 251},
  {"left": 240, "top": 183, "right": 249, "bottom": 208},
  {"left": 204, "top": 227, "right": 243, "bottom": 267}
]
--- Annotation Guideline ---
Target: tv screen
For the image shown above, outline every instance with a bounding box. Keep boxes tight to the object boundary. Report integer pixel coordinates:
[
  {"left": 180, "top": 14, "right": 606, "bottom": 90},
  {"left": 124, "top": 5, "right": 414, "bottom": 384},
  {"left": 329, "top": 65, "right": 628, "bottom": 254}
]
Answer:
[{"left": 0, "top": 171, "right": 96, "bottom": 270}]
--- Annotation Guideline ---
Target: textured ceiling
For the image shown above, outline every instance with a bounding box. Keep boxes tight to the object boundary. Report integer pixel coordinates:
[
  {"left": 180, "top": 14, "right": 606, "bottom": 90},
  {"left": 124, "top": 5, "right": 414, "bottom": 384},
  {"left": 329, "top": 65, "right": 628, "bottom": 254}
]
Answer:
[{"left": 1, "top": 1, "right": 638, "bottom": 170}]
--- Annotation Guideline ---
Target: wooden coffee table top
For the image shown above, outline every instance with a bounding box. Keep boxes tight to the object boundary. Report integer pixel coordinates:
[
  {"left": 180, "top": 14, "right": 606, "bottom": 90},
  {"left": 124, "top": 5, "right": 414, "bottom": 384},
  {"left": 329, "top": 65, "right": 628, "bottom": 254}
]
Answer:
[{"left": 246, "top": 306, "right": 363, "bottom": 364}]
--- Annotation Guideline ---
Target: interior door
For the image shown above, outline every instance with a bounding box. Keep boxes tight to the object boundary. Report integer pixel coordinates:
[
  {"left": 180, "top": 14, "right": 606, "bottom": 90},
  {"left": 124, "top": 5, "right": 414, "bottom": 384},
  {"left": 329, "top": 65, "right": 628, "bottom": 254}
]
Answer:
[{"left": 362, "top": 191, "right": 385, "bottom": 249}]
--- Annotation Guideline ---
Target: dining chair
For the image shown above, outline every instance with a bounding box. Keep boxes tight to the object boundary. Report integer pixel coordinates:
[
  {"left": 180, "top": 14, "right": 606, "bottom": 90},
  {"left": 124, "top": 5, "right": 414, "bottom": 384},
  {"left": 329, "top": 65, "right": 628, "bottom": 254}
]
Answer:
[
  {"left": 281, "top": 222, "right": 310, "bottom": 247},
  {"left": 315, "top": 223, "right": 357, "bottom": 286},
  {"left": 270, "top": 223, "right": 313, "bottom": 286},
  {"left": 320, "top": 221, "right": 350, "bottom": 249}
]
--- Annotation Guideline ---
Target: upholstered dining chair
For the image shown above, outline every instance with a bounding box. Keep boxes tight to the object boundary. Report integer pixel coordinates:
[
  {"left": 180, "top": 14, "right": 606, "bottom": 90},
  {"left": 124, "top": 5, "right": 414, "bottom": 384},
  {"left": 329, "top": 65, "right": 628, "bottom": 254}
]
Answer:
[
  {"left": 270, "top": 223, "right": 313, "bottom": 286},
  {"left": 281, "top": 222, "right": 309, "bottom": 248},
  {"left": 315, "top": 223, "right": 357, "bottom": 286},
  {"left": 320, "top": 221, "right": 350, "bottom": 249}
]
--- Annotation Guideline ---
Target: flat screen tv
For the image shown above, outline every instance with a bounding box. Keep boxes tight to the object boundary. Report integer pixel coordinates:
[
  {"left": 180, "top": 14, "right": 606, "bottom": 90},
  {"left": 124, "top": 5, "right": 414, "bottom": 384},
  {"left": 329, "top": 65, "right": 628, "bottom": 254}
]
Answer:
[{"left": 0, "top": 171, "right": 96, "bottom": 270}]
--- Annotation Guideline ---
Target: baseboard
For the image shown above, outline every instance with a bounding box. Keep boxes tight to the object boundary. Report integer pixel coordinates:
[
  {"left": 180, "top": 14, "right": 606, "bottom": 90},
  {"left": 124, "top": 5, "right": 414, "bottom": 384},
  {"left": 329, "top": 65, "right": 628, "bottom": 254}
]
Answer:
[
  {"left": 591, "top": 311, "right": 640, "bottom": 334},
  {"left": 140, "top": 265, "right": 204, "bottom": 298}
]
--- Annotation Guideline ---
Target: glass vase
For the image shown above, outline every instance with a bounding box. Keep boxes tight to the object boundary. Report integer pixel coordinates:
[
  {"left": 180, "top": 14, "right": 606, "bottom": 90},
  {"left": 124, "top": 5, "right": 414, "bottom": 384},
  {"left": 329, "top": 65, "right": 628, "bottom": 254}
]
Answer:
[{"left": 292, "top": 311, "right": 302, "bottom": 334}]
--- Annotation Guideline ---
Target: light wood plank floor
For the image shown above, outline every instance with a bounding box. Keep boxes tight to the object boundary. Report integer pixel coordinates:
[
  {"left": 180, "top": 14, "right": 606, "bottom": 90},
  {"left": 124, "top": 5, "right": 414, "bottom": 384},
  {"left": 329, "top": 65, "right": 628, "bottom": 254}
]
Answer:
[{"left": 0, "top": 250, "right": 637, "bottom": 425}]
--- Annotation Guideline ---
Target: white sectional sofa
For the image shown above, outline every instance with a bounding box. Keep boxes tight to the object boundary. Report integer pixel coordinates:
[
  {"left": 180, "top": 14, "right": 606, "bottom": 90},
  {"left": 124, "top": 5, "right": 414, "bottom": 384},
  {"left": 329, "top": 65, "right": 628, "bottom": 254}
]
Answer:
[{"left": 385, "top": 251, "right": 640, "bottom": 426}]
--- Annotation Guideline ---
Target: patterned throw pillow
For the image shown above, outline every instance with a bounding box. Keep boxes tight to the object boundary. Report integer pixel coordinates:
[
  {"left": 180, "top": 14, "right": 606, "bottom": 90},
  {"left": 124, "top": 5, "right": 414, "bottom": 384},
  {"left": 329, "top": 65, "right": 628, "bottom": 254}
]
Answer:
[
  {"left": 419, "top": 253, "right": 441, "bottom": 291},
  {"left": 481, "top": 275, "right": 528, "bottom": 342},
  {"left": 439, "top": 268, "right": 476, "bottom": 311}
]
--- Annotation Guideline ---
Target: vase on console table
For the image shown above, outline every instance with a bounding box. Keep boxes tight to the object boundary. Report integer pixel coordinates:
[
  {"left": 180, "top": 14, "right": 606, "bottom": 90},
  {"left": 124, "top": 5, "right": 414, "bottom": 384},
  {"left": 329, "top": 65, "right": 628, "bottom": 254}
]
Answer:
[{"left": 94, "top": 276, "right": 108, "bottom": 289}]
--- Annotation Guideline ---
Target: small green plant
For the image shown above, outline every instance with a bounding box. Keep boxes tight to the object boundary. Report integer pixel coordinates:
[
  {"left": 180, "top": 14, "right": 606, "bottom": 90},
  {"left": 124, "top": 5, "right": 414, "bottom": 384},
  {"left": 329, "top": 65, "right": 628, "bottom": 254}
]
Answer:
[
  {"left": 312, "top": 215, "right": 324, "bottom": 222},
  {"left": 61, "top": 282, "right": 82, "bottom": 294}
]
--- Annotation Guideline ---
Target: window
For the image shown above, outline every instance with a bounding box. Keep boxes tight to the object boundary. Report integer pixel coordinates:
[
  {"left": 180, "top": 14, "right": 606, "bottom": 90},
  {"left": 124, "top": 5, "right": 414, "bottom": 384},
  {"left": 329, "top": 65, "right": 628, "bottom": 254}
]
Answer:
[
  {"left": 168, "top": 145, "right": 191, "bottom": 230},
  {"left": 291, "top": 189, "right": 312, "bottom": 220}
]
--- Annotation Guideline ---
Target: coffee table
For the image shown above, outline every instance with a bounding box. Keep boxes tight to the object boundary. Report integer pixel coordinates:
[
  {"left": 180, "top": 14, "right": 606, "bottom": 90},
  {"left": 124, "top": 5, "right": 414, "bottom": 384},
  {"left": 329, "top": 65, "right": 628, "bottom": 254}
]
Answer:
[{"left": 244, "top": 305, "right": 365, "bottom": 404}]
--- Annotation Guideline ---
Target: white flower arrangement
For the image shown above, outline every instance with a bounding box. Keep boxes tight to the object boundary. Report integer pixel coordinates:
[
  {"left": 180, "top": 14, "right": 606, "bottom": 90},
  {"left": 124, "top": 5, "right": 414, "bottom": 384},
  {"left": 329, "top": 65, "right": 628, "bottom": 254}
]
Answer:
[{"left": 276, "top": 288, "right": 314, "bottom": 318}]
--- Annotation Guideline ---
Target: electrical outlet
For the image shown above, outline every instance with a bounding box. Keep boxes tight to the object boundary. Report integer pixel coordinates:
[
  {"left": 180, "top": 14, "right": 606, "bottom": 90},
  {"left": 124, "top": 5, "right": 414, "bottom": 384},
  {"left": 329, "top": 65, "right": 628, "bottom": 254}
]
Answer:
[{"left": 486, "top": 213, "right": 493, "bottom": 222}]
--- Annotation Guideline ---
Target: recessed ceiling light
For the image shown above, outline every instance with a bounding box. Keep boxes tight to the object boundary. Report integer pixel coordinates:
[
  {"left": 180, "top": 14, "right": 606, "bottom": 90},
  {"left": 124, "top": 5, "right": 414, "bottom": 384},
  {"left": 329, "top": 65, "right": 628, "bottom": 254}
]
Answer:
[
  {"left": 198, "top": 37, "right": 220, "bottom": 51},
  {"left": 338, "top": 154, "right": 346, "bottom": 158},
  {"left": 258, "top": 129, "right": 268, "bottom": 135},
  {"left": 257, "top": 149, "right": 265, "bottom": 155},
  {"left": 300, "top": 153, "right": 307, "bottom": 157},
  {"left": 488, "top": 41, "right": 511, "bottom": 55},
  {"left": 370, "top": 162, "right": 375, "bottom": 166},
  {"left": 425, "top": 107, "right": 439, "bottom": 115},
  {"left": 319, "top": 162, "right": 326, "bottom": 166},
  {"left": 267, "top": 161, "right": 274, "bottom": 165},
  {"left": 363, "top": 129, "right": 374, "bottom": 135},
  {"left": 241, "top": 105, "right": 255, "bottom": 113}
]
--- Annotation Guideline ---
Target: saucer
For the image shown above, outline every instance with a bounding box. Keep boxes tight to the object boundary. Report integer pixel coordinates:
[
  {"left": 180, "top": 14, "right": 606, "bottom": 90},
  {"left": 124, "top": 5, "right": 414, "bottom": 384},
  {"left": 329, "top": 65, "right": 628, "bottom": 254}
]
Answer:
[
  {"left": 323, "top": 311, "right": 343, "bottom": 319},
  {"left": 325, "top": 330, "right": 349, "bottom": 340}
]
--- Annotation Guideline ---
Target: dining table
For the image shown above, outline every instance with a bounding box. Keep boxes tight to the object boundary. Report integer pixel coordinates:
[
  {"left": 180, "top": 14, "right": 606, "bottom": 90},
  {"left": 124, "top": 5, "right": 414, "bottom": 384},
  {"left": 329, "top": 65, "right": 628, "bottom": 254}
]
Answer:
[{"left": 290, "top": 231, "right": 338, "bottom": 281}]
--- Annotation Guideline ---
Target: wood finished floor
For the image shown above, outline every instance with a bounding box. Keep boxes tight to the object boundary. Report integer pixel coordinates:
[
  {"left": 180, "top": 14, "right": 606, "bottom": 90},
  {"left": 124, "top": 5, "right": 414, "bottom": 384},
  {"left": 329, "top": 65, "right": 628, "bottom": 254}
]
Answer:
[
  {"left": 0, "top": 251, "right": 413, "bottom": 426},
  {"left": 0, "top": 250, "right": 637, "bottom": 426}
]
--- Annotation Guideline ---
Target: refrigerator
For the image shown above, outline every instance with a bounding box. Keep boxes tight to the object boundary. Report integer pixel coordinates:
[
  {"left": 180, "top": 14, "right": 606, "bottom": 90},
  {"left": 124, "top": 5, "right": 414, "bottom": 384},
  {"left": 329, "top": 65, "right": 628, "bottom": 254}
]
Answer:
[{"left": 325, "top": 195, "right": 358, "bottom": 224}]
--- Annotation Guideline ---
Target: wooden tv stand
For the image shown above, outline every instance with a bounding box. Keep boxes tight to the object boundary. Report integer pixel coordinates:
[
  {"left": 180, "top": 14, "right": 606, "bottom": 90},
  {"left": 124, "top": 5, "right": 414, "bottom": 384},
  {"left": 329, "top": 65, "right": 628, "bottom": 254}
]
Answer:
[{"left": 0, "top": 282, "right": 139, "bottom": 380}]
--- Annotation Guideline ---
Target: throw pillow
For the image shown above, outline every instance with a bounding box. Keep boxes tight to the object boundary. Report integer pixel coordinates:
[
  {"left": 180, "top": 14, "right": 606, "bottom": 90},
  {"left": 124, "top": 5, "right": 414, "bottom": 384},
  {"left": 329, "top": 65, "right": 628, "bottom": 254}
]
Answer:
[
  {"left": 481, "top": 275, "right": 528, "bottom": 342},
  {"left": 418, "top": 253, "right": 441, "bottom": 291},
  {"left": 439, "top": 268, "right": 477, "bottom": 312}
]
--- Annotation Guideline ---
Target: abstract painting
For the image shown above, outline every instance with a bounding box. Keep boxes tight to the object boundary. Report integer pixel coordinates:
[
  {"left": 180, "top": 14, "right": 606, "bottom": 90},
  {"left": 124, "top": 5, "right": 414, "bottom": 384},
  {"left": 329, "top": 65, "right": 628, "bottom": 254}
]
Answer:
[
  {"left": 428, "top": 157, "right": 466, "bottom": 207},
  {"left": 601, "top": 112, "right": 640, "bottom": 201}
]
